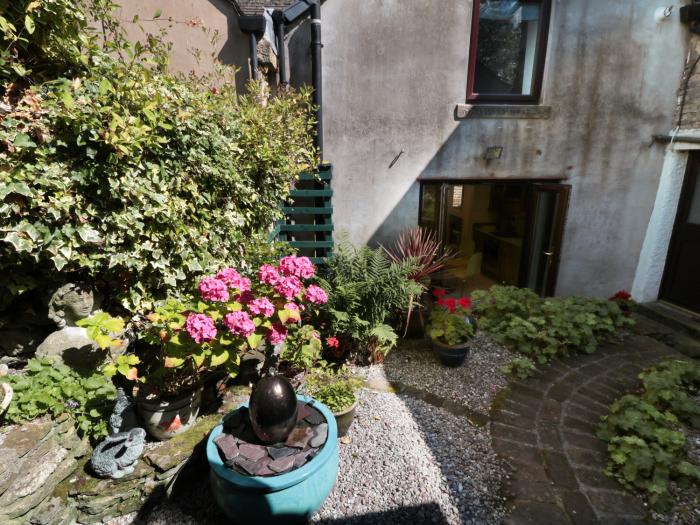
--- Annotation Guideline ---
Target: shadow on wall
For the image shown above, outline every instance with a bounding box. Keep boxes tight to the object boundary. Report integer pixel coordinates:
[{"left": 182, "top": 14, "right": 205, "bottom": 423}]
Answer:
[{"left": 208, "top": 0, "right": 252, "bottom": 95}]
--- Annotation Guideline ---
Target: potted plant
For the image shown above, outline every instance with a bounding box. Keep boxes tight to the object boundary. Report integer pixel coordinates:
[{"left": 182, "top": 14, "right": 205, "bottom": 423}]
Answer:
[
  {"left": 382, "top": 227, "right": 456, "bottom": 337},
  {"left": 84, "top": 256, "right": 329, "bottom": 440},
  {"left": 304, "top": 364, "right": 363, "bottom": 437},
  {"left": 426, "top": 293, "right": 475, "bottom": 367}
]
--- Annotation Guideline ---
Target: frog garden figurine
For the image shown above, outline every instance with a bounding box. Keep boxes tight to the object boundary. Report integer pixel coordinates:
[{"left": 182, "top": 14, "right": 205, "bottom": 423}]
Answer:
[{"left": 91, "top": 427, "right": 147, "bottom": 479}]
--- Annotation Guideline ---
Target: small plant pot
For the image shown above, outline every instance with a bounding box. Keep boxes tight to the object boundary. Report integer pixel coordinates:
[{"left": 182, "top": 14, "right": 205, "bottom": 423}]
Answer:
[
  {"left": 430, "top": 338, "right": 470, "bottom": 367},
  {"left": 333, "top": 399, "right": 358, "bottom": 437},
  {"left": 207, "top": 395, "right": 338, "bottom": 525},
  {"left": 136, "top": 388, "right": 202, "bottom": 441}
]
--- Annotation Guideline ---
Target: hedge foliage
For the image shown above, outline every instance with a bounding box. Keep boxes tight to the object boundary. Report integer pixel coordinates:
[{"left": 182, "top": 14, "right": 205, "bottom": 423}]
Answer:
[{"left": 0, "top": 1, "right": 316, "bottom": 312}]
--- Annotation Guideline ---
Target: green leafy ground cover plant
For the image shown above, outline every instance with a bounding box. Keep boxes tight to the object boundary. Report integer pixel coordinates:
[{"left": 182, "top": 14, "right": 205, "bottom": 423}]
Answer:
[
  {"left": 0, "top": 0, "right": 315, "bottom": 313},
  {"left": 315, "top": 239, "right": 422, "bottom": 362},
  {"left": 3, "top": 358, "right": 116, "bottom": 441},
  {"left": 598, "top": 359, "right": 700, "bottom": 509},
  {"left": 472, "top": 285, "right": 633, "bottom": 377}
]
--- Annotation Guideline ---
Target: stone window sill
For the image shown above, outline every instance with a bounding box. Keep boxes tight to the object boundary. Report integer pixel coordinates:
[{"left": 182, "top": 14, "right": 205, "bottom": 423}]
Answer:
[{"left": 455, "top": 104, "right": 552, "bottom": 120}]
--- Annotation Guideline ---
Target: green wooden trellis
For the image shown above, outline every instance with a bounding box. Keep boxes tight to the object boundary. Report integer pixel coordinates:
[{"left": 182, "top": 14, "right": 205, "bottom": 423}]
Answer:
[{"left": 275, "top": 164, "right": 334, "bottom": 263}]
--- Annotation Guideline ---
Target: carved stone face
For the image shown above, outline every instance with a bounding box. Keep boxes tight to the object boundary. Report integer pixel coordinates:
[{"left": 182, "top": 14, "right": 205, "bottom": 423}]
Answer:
[{"left": 61, "top": 287, "right": 94, "bottom": 326}]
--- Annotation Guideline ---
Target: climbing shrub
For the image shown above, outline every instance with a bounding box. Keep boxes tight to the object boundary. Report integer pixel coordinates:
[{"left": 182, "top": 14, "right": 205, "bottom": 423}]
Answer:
[
  {"left": 472, "top": 285, "right": 634, "bottom": 376},
  {"left": 598, "top": 359, "right": 700, "bottom": 509},
  {"left": 0, "top": 0, "right": 316, "bottom": 313},
  {"left": 3, "top": 358, "right": 116, "bottom": 441}
]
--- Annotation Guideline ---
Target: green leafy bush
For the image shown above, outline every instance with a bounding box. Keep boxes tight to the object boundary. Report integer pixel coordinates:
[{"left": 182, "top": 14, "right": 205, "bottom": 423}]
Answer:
[
  {"left": 3, "top": 358, "right": 116, "bottom": 441},
  {"left": 501, "top": 356, "right": 537, "bottom": 379},
  {"left": 315, "top": 239, "right": 421, "bottom": 362},
  {"left": 305, "top": 365, "right": 363, "bottom": 413},
  {"left": 472, "top": 285, "right": 634, "bottom": 376},
  {"left": 598, "top": 360, "right": 700, "bottom": 509},
  {"left": 0, "top": 0, "right": 315, "bottom": 313}
]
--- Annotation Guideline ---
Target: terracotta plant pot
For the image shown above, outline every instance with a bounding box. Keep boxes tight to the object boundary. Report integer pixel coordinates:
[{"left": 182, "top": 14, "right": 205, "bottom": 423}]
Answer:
[
  {"left": 136, "top": 388, "right": 202, "bottom": 441},
  {"left": 333, "top": 399, "right": 358, "bottom": 437},
  {"left": 430, "top": 338, "right": 470, "bottom": 367}
]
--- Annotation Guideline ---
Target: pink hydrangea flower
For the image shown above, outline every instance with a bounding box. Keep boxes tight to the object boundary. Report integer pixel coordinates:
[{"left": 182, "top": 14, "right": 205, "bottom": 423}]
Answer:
[
  {"left": 278, "top": 256, "right": 316, "bottom": 279},
  {"left": 274, "top": 276, "right": 303, "bottom": 300},
  {"left": 248, "top": 297, "right": 275, "bottom": 318},
  {"left": 216, "top": 267, "right": 251, "bottom": 291},
  {"left": 198, "top": 277, "right": 229, "bottom": 302},
  {"left": 305, "top": 284, "right": 328, "bottom": 305},
  {"left": 223, "top": 311, "right": 256, "bottom": 337},
  {"left": 258, "top": 264, "right": 280, "bottom": 286},
  {"left": 185, "top": 313, "right": 217, "bottom": 343},
  {"left": 284, "top": 302, "right": 299, "bottom": 311},
  {"left": 267, "top": 323, "right": 288, "bottom": 345}
]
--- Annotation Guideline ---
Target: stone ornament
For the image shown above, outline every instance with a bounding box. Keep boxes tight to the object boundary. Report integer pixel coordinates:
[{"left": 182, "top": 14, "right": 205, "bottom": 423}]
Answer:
[
  {"left": 90, "top": 427, "right": 147, "bottom": 479},
  {"left": 248, "top": 376, "right": 298, "bottom": 444},
  {"left": 35, "top": 283, "right": 102, "bottom": 366}
]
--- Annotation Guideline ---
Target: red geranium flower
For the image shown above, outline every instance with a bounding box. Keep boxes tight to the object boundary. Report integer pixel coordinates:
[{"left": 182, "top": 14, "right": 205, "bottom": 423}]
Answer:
[
  {"left": 609, "top": 290, "right": 632, "bottom": 302},
  {"left": 444, "top": 297, "right": 457, "bottom": 314},
  {"left": 459, "top": 297, "right": 471, "bottom": 309},
  {"left": 433, "top": 288, "right": 447, "bottom": 299}
]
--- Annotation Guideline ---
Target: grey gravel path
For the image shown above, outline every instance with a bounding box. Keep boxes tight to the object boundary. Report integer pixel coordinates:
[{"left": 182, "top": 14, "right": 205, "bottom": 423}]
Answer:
[{"left": 382, "top": 332, "right": 511, "bottom": 415}]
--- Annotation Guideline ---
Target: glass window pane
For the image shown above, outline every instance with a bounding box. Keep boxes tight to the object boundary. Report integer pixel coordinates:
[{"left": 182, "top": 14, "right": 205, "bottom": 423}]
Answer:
[
  {"left": 474, "top": 1, "right": 541, "bottom": 95},
  {"left": 688, "top": 178, "right": 700, "bottom": 225}
]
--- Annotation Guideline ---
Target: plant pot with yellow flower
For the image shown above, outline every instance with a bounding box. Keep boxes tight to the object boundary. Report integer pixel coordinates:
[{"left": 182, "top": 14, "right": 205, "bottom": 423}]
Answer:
[{"left": 86, "top": 257, "right": 330, "bottom": 441}]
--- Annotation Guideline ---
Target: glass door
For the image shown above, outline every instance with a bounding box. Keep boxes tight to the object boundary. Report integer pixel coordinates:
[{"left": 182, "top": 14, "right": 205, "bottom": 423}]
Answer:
[
  {"left": 660, "top": 153, "right": 700, "bottom": 312},
  {"left": 522, "top": 183, "right": 570, "bottom": 296}
]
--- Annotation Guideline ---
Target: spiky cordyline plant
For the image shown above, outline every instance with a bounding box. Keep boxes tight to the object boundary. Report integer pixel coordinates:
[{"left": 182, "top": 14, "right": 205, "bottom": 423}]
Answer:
[{"left": 381, "top": 227, "right": 455, "bottom": 287}]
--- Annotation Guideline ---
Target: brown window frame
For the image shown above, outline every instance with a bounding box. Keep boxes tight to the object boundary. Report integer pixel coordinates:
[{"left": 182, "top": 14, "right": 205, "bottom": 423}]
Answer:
[{"left": 467, "top": 0, "right": 552, "bottom": 104}]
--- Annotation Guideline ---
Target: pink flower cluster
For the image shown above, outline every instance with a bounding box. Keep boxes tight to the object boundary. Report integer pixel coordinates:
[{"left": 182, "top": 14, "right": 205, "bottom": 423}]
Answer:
[
  {"left": 305, "top": 284, "right": 328, "bottom": 305},
  {"left": 267, "top": 323, "right": 288, "bottom": 344},
  {"left": 185, "top": 313, "right": 217, "bottom": 343},
  {"left": 274, "top": 275, "right": 303, "bottom": 300},
  {"left": 258, "top": 264, "right": 280, "bottom": 285},
  {"left": 198, "top": 277, "right": 229, "bottom": 302},
  {"left": 223, "top": 311, "right": 256, "bottom": 337},
  {"left": 279, "top": 256, "right": 316, "bottom": 279},
  {"left": 248, "top": 297, "right": 275, "bottom": 318},
  {"left": 216, "top": 268, "right": 251, "bottom": 291}
]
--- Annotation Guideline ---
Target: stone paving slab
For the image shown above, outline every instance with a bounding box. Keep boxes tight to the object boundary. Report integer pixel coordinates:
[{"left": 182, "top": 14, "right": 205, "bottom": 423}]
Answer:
[{"left": 493, "top": 334, "right": 683, "bottom": 524}]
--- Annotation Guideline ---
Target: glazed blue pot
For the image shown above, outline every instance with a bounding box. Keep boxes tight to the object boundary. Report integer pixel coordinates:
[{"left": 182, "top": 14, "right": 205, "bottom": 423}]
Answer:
[{"left": 207, "top": 395, "right": 339, "bottom": 525}]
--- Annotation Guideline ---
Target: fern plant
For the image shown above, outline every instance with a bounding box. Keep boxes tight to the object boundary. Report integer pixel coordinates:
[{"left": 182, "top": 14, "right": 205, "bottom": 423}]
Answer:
[{"left": 315, "top": 238, "right": 421, "bottom": 362}]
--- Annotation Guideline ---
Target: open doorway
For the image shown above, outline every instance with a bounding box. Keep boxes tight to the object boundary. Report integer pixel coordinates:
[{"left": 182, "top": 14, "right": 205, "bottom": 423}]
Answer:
[{"left": 419, "top": 181, "right": 569, "bottom": 296}]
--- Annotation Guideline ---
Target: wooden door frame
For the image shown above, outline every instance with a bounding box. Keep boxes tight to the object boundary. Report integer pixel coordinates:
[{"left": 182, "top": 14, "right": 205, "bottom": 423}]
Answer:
[{"left": 659, "top": 152, "right": 700, "bottom": 306}]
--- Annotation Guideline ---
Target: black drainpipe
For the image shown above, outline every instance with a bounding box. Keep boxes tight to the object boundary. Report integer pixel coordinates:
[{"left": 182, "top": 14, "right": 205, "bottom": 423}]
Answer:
[
  {"left": 272, "top": 10, "right": 289, "bottom": 87},
  {"left": 310, "top": 1, "right": 323, "bottom": 157},
  {"left": 237, "top": 15, "right": 266, "bottom": 81}
]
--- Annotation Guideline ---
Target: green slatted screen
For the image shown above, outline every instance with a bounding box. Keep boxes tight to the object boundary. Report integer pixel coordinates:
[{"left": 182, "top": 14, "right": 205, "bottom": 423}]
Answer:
[{"left": 277, "top": 164, "right": 334, "bottom": 263}]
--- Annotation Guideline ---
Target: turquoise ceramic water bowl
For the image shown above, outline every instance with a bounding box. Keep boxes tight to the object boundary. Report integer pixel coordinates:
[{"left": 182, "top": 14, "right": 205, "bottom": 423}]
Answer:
[{"left": 207, "top": 395, "right": 339, "bottom": 525}]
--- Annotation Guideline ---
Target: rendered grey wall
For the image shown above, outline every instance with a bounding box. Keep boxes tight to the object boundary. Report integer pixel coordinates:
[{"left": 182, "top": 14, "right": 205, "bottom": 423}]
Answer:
[
  {"left": 320, "top": 0, "right": 688, "bottom": 297},
  {"left": 117, "top": 0, "right": 250, "bottom": 93}
]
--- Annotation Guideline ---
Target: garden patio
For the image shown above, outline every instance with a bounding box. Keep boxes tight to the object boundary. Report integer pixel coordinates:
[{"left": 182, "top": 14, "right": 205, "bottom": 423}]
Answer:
[{"left": 2, "top": 2, "right": 700, "bottom": 525}]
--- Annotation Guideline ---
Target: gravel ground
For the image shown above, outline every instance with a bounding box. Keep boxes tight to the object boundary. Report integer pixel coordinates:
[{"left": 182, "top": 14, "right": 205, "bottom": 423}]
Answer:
[
  {"left": 126, "top": 370, "right": 508, "bottom": 525},
  {"left": 382, "top": 332, "right": 511, "bottom": 414}
]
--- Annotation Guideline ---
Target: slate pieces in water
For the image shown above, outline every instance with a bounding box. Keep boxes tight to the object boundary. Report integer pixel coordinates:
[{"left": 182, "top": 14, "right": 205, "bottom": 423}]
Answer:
[
  {"left": 218, "top": 401, "right": 330, "bottom": 477},
  {"left": 214, "top": 433, "right": 239, "bottom": 463},
  {"left": 285, "top": 426, "right": 313, "bottom": 449},
  {"left": 309, "top": 423, "right": 328, "bottom": 448},
  {"left": 269, "top": 455, "right": 295, "bottom": 473},
  {"left": 267, "top": 445, "right": 297, "bottom": 460},
  {"left": 238, "top": 443, "right": 267, "bottom": 462},
  {"left": 304, "top": 406, "right": 325, "bottom": 426}
]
